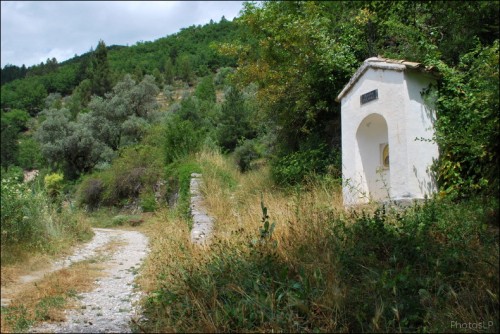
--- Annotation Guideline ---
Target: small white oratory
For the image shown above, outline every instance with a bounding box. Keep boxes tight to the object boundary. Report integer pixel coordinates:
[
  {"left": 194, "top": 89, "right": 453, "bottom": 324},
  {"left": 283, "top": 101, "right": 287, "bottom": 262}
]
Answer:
[{"left": 336, "top": 57, "right": 439, "bottom": 206}]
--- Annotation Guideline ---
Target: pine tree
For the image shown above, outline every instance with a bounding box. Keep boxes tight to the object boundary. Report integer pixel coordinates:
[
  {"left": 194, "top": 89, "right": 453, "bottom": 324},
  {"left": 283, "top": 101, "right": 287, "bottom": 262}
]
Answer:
[
  {"left": 88, "top": 40, "right": 113, "bottom": 97},
  {"left": 163, "top": 57, "right": 175, "bottom": 85}
]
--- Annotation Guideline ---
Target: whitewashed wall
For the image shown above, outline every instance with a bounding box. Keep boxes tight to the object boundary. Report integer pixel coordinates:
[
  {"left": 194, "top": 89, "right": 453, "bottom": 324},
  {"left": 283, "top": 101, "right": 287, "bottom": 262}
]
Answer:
[{"left": 339, "top": 61, "right": 438, "bottom": 206}]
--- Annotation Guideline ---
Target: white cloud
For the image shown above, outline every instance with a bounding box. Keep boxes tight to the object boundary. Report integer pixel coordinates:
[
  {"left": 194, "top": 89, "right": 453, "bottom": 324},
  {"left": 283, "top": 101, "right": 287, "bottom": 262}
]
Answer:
[{"left": 1, "top": 1, "right": 244, "bottom": 68}]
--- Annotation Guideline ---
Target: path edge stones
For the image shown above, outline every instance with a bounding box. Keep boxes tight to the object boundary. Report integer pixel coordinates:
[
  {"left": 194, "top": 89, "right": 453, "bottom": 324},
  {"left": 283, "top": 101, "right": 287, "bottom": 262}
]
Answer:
[{"left": 189, "top": 173, "right": 214, "bottom": 245}]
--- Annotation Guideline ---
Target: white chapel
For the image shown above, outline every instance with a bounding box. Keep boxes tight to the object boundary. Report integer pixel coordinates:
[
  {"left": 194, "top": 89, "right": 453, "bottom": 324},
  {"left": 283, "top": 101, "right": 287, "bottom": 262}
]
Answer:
[{"left": 336, "top": 57, "right": 439, "bottom": 206}]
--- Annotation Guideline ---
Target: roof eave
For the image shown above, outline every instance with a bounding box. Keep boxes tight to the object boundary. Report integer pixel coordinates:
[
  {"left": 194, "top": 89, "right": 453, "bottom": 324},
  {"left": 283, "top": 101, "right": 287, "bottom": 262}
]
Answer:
[{"left": 335, "top": 57, "right": 437, "bottom": 103}]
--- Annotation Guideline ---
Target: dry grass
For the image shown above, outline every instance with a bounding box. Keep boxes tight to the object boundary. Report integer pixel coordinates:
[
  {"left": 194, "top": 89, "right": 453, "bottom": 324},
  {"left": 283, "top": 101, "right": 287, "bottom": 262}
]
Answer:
[
  {"left": 0, "top": 237, "right": 127, "bottom": 333},
  {"left": 137, "top": 209, "right": 200, "bottom": 294},
  {"left": 137, "top": 149, "right": 350, "bottom": 332},
  {"left": 138, "top": 149, "right": 498, "bottom": 332},
  {"left": 1, "top": 252, "right": 53, "bottom": 288},
  {"left": 1, "top": 259, "right": 104, "bottom": 333},
  {"left": 197, "top": 149, "right": 345, "bottom": 257},
  {"left": 199, "top": 150, "right": 348, "bottom": 327}
]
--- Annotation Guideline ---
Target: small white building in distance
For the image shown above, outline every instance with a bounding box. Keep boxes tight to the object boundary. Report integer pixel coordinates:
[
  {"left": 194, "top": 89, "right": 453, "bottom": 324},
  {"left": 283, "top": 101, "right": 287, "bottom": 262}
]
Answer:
[{"left": 336, "top": 57, "right": 439, "bottom": 206}]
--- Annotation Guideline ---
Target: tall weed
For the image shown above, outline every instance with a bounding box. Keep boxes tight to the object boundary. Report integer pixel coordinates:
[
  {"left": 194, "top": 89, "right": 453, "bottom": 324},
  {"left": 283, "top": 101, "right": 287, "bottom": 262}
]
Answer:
[{"left": 1, "top": 173, "right": 93, "bottom": 264}]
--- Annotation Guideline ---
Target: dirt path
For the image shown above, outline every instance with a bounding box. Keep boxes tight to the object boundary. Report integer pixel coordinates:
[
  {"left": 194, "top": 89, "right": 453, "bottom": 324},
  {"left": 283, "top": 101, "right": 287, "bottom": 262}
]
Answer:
[{"left": 11, "top": 228, "right": 149, "bottom": 333}]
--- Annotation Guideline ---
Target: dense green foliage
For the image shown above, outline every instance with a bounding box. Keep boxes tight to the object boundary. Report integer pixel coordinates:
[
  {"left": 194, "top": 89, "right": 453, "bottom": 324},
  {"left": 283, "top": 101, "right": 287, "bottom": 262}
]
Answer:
[
  {"left": 223, "top": 0, "right": 499, "bottom": 192},
  {"left": 216, "top": 86, "right": 257, "bottom": 152},
  {"left": 1, "top": 109, "right": 31, "bottom": 168},
  {"left": 271, "top": 144, "right": 341, "bottom": 186},
  {"left": 337, "top": 198, "right": 498, "bottom": 332},
  {"left": 35, "top": 74, "right": 159, "bottom": 179},
  {"left": 1, "top": 64, "right": 27, "bottom": 85},
  {"left": 1, "top": 168, "right": 92, "bottom": 257},
  {"left": 428, "top": 41, "right": 499, "bottom": 198},
  {"left": 77, "top": 144, "right": 164, "bottom": 210},
  {"left": 1, "top": 17, "right": 237, "bottom": 115}
]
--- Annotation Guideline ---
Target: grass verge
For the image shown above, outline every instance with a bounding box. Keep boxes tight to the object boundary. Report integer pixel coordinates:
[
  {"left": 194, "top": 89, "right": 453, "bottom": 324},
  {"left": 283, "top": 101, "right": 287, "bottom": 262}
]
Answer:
[{"left": 138, "top": 149, "right": 499, "bottom": 333}]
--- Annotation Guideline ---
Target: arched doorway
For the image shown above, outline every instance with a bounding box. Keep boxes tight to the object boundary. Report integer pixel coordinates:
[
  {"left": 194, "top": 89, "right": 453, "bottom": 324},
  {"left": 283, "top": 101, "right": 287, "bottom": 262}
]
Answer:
[{"left": 356, "top": 113, "right": 390, "bottom": 201}]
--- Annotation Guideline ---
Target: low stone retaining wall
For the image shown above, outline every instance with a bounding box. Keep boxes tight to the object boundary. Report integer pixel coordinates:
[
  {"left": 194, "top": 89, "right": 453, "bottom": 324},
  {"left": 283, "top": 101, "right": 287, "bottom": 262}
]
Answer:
[{"left": 189, "top": 173, "right": 214, "bottom": 245}]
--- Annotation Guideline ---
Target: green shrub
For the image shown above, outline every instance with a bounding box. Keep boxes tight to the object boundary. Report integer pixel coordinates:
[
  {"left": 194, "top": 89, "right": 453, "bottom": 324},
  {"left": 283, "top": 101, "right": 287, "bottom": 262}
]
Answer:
[
  {"left": 234, "top": 139, "right": 262, "bottom": 172},
  {"left": 194, "top": 75, "right": 216, "bottom": 103},
  {"left": 214, "top": 67, "right": 235, "bottom": 87},
  {"left": 271, "top": 144, "right": 340, "bottom": 186},
  {"left": 77, "top": 144, "right": 164, "bottom": 209},
  {"left": 78, "top": 177, "right": 105, "bottom": 210},
  {"left": 164, "top": 114, "right": 203, "bottom": 165},
  {"left": 1, "top": 174, "right": 92, "bottom": 254},
  {"left": 428, "top": 40, "right": 499, "bottom": 198},
  {"left": 44, "top": 172, "right": 64, "bottom": 199},
  {"left": 1, "top": 109, "right": 30, "bottom": 131},
  {"left": 337, "top": 198, "right": 499, "bottom": 332},
  {"left": 17, "top": 137, "right": 44, "bottom": 170},
  {"left": 111, "top": 215, "right": 128, "bottom": 226},
  {"left": 140, "top": 191, "right": 158, "bottom": 212},
  {"left": 164, "top": 160, "right": 202, "bottom": 220},
  {"left": 216, "top": 86, "right": 256, "bottom": 152},
  {"left": 1, "top": 176, "right": 48, "bottom": 246},
  {"left": 2, "top": 165, "right": 24, "bottom": 182}
]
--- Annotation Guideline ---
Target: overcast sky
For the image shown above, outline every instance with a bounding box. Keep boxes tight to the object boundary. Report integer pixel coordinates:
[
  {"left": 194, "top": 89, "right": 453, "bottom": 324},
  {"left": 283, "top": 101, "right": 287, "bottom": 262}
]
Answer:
[{"left": 1, "top": 1, "right": 245, "bottom": 68}]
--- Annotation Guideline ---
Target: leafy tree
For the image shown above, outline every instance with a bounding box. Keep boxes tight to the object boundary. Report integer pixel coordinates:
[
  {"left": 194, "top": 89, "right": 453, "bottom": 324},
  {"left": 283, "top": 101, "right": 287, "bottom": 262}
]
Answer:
[
  {"left": 1, "top": 109, "right": 30, "bottom": 131},
  {"left": 45, "top": 93, "right": 63, "bottom": 109},
  {"left": 428, "top": 40, "right": 499, "bottom": 198},
  {"left": 35, "top": 108, "right": 113, "bottom": 179},
  {"left": 133, "top": 64, "right": 145, "bottom": 82},
  {"left": 17, "top": 137, "right": 44, "bottom": 170},
  {"left": 176, "top": 95, "right": 203, "bottom": 125},
  {"left": 1, "top": 78, "right": 47, "bottom": 115},
  {"left": 75, "top": 53, "right": 92, "bottom": 83},
  {"left": 120, "top": 116, "right": 151, "bottom": 147},
  {"left": 152, "top": 68, "right": 164, "bottom": 87},
  {"left": 214, "top": 67, "right": 234, "bottom": 87},
  {"left": 45, "top": 57, "right": 58, "bottom": 73},
  {"left": 1, "top": 64, "right": 27, "bottom": 85},
  {"left": 163, "top": 113, "right": 203, "bottom": 164},
  {"left": 221, "top": 1, "right": 358, "bottom": 154},
  {"left": 86, "top": 74, "right": 159, "bottom": 150},
  {"left": 370, "top": 1, "right": 499, "bottom": 65},
  {"left": 68, "top": 79, "right": 92, "bottom": 116}
]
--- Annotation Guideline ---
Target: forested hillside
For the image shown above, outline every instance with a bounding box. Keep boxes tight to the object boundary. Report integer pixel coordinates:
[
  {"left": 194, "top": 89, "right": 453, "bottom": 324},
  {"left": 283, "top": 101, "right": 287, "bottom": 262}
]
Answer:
[{"left": 1, "top": 1, "right": 499, "bottom": 332}]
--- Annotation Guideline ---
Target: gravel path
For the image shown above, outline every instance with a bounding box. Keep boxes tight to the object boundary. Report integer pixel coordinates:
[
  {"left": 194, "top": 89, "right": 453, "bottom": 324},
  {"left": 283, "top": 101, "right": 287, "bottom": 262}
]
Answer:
[{"left": 28, "top": 228, "right": 149, "bottom": 333}]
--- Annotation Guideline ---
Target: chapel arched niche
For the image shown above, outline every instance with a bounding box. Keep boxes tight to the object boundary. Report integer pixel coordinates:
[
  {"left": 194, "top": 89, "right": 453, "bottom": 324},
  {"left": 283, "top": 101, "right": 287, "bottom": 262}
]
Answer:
[{"left": 355, "top": 113, "right": 390, "bottom": 201}]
